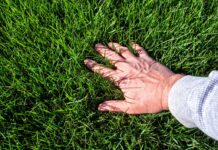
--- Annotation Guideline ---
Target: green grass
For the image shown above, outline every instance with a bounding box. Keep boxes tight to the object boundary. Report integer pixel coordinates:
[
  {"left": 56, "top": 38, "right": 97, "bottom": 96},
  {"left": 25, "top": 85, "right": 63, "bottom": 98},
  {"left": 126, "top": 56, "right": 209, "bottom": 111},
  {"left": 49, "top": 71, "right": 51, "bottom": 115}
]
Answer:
[{"left": 0, "top": 0, "right": 218, "bottom": 149}]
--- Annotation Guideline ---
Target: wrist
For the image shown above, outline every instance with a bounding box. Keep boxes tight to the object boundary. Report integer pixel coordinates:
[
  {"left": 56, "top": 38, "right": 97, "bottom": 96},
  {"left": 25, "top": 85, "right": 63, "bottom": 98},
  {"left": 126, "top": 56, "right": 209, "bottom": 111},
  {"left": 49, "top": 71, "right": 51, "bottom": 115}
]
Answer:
[{"left": 161, "top": 74, "right": 184, "bottom": 110}]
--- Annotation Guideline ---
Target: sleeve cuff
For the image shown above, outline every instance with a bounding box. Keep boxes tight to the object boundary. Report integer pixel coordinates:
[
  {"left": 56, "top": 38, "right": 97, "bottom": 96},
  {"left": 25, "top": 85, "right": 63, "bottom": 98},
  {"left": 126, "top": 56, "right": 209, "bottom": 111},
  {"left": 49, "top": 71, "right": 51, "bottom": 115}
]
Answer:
[{"left": 168, "top": 75, "right": 207, "bottom": 128}]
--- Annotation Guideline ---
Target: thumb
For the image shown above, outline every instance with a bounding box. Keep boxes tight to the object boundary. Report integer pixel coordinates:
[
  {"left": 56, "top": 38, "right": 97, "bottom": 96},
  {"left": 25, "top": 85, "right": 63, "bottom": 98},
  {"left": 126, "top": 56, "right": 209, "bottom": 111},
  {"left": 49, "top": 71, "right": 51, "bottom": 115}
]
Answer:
[{"left": 98, "top": 100, "right": 133, "bottom": 114}]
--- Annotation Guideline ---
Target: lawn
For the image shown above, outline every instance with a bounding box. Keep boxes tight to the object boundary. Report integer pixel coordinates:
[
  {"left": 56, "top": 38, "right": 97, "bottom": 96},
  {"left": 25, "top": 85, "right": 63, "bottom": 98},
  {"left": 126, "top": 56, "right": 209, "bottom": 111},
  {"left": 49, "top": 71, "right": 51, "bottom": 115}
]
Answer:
[{"left": 0, "top": 0, "right": 218, "bottom": 149}]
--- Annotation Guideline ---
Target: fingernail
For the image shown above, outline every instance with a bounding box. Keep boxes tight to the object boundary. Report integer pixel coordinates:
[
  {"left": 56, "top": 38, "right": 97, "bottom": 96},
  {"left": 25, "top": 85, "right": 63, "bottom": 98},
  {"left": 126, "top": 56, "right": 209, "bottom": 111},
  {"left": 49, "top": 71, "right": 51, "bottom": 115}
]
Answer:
[
  {"left": 98, "top": 107, "right": 105, "bottom": 111},
  {"left": 108, "top": 42, "right": 113, "bottom": 45},
  {"left": 95, "top": 43, "right": 102, "bottom": 48},
  {"left": 84, "top": 59, "right": 95, "bottom": 68},
  {"left": 130, "top": 42, "right": 136, "bottom": 46},
  {"left": 98, "top": 103, "right": 108, "bottom": 111},
  {"left": 84, "top": 59, "right": 89, "bottom": 64}
]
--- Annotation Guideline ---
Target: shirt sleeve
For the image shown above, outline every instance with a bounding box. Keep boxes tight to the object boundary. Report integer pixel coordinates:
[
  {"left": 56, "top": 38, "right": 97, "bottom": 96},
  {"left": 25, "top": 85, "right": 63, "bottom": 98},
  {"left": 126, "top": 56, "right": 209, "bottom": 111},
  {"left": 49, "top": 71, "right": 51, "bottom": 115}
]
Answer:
[{"left": 168, "top": 71, "right": 218, "bottom": 140}]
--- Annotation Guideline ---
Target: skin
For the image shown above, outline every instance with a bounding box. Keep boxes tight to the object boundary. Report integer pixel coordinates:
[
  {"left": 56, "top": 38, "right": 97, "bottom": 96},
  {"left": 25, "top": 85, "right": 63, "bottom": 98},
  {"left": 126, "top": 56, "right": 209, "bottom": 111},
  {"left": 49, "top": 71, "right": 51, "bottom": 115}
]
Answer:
[{"left": 84, "top": 42, "right": 184, "bottom": 114}]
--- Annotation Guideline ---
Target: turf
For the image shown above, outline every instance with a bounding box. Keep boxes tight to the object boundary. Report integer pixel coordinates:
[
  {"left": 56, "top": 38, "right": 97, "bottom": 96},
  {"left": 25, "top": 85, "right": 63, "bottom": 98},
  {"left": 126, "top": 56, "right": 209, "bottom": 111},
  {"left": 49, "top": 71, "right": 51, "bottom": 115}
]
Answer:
[{"left": 0, "top": 0, "right": 218, "bottom": 149}]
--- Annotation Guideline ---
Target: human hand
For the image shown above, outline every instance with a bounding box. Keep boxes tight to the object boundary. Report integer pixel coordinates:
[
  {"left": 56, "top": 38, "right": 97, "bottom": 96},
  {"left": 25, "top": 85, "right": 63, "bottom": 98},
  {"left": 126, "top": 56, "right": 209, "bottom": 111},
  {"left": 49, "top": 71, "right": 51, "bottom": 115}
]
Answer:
[{"left": 84, "top": 43, "right": 184, "bottom": 114}]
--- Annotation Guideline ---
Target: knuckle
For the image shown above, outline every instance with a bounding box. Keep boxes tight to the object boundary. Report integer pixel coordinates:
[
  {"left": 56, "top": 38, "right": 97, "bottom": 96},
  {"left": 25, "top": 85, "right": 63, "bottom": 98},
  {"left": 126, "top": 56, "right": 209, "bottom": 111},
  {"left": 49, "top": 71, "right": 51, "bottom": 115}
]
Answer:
[
  {"left": 117, "top": 47, "right": 128, "bottom": 53},
  {"left": 120, "top": 47, "right": 128, "bottom": 52},
  {"left": 137, "top": 49, "right": 145, "bottom": 54},
  {"left": 150, "top": 61, "right": 158, "bottom": 68}
]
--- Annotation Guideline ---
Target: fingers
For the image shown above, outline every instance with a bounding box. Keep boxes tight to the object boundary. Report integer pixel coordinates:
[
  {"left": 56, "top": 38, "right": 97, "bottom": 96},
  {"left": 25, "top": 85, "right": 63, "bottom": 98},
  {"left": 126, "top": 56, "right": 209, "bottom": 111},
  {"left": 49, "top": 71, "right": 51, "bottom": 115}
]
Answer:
[
  {"left": 95, "top": 44, "right": 124, "bottom": 65},
  {"left": 108, "top": 42, "right": 134, "bottom": 59},
  {"left": 131, "top": 43, "right": 154, "bottom": 62},
  {"left": 98, "top": 100, "right": 136, "bottom": 114},
  {"left": 84, "top": 59, "right": 117, "bottom": 81}
]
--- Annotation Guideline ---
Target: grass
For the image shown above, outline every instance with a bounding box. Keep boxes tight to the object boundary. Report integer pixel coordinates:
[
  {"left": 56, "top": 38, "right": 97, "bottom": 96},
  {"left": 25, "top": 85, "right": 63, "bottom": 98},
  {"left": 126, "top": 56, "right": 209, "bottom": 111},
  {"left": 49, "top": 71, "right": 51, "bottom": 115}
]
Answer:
[{"left": 0, "top": 0, "right": 218, "bottom": 149}]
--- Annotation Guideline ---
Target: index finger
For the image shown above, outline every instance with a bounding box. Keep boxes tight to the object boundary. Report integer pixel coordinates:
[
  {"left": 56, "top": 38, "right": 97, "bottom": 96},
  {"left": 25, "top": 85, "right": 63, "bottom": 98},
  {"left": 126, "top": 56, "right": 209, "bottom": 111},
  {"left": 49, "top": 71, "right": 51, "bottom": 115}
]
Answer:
[
  {"left": 95, "top": 43, "right": 124, "bottom": 65},
  {"left": 84, "top": 59, "right": 118, "bottom": 82}
]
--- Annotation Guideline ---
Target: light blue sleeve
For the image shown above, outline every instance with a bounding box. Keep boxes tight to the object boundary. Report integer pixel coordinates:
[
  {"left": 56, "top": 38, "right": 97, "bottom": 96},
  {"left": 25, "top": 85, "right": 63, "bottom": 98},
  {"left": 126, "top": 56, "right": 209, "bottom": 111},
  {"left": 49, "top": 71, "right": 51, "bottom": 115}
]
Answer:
[{"left": 168, "top": 71, "right": 218, "bottom": 140}]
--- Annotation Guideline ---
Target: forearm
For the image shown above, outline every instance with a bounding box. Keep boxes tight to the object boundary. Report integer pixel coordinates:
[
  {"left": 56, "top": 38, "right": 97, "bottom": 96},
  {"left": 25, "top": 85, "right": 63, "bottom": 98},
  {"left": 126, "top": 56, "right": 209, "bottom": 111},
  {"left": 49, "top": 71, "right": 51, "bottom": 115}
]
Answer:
[{"left": 168, "top": 71, "right": 218, "bottom": 140}]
